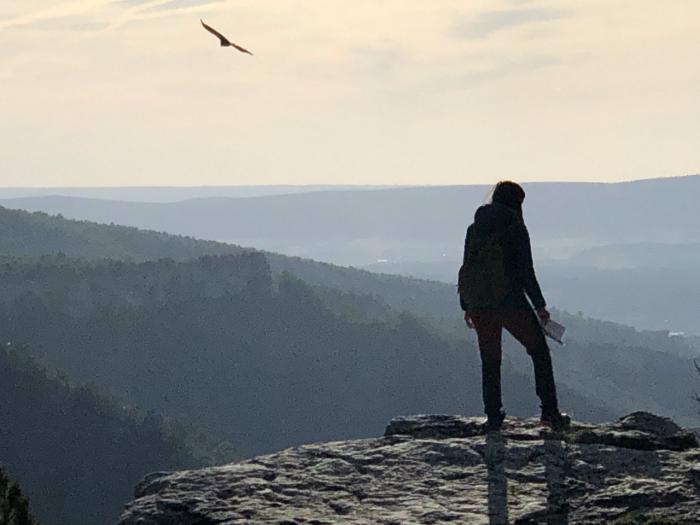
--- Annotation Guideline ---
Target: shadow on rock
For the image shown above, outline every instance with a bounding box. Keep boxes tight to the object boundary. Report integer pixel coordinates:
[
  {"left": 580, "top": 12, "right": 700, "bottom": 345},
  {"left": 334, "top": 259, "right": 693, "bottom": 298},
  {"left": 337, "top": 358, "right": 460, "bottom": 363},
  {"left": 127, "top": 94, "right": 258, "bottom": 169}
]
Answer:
[
  {"left": 542, "top": 438, "right": 570, "bottom": 525},
  {"left": 485, "top": 433, "right": 509, "bottom": 524}
]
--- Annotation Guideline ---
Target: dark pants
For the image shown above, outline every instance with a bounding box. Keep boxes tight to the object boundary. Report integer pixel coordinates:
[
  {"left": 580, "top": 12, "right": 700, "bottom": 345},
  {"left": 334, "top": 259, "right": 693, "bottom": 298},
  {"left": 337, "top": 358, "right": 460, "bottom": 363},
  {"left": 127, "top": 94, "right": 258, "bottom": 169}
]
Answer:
[{"left": 470, "top": 308, "right": 559, "bottom": 417}]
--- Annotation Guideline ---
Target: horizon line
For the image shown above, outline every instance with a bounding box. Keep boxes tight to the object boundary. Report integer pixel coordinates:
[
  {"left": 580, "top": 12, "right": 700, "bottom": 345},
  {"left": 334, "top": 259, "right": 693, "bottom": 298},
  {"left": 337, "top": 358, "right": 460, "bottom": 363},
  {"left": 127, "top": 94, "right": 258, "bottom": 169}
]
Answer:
[{"left": 0, "top": 173, "right": 698, "bottom": 191}]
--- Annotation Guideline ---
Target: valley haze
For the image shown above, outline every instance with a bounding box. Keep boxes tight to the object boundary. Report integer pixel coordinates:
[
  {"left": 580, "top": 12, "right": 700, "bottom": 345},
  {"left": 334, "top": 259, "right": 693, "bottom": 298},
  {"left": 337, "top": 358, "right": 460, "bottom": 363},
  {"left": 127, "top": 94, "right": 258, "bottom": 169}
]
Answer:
[{"left": 3, "top": 176, "right": 699, "bottom": 335}]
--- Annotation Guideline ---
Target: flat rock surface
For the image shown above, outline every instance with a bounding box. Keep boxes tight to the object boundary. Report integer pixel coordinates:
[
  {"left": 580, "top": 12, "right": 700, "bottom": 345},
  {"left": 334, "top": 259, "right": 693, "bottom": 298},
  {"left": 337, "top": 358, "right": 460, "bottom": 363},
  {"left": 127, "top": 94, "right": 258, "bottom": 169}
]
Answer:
[{"left": 120, "top": 412, "right": 700, "bottom": 524}]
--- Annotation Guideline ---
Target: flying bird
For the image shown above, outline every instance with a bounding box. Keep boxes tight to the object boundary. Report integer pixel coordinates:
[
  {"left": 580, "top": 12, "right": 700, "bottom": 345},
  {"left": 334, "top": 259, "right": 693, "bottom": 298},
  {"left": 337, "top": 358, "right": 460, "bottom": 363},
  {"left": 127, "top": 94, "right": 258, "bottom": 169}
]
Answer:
[{"left": 200, "top": 19, "right": 253, "bottom": 55}]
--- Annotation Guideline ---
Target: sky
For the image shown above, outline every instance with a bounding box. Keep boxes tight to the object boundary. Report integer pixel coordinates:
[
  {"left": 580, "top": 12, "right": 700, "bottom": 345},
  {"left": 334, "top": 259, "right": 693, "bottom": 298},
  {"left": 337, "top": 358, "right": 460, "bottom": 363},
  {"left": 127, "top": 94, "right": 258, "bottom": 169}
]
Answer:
[{"left": 1, "top": 0, "right": 699, "bottom": 187}]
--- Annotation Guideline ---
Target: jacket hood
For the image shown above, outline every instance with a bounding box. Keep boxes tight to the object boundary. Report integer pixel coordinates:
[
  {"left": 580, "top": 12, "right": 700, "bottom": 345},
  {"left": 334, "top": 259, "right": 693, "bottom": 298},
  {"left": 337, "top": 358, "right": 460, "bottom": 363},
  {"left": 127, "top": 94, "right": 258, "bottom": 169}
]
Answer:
[{"left": 473, "top": 203, "right": 518, "bottom": 236}]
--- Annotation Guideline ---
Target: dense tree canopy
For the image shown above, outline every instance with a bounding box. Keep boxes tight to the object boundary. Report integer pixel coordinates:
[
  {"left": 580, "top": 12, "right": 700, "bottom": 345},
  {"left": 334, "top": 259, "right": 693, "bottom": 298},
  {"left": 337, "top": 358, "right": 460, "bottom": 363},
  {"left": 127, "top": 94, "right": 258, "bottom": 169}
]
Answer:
[
  {"left": 0, "top": 345, "right": 233, "bottom": 525},
  {"left": 0, "top": 254, "right": 616, "bottom": 459},
  {"left": 0, "top": 205, "right": 243, "bottom": 262}
]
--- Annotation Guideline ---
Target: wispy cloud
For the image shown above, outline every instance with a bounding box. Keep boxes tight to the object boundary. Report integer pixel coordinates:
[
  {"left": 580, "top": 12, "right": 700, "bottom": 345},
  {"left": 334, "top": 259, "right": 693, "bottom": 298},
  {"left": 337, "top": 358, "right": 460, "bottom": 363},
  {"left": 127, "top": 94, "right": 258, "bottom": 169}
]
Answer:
[
  {"left": 114, "top": 0, "right": 223, "bottom": 9},
  {"left": 100, "top": 0, "right": 228, "bottom": 33},
  {"left": 442, "top": 53, "right": 577, "bottom": 90},
  {"left": 14, "top": 15, "right": 110, "bottom": 32},
  {"left": 149, "top": 0, "right": 226, "bottom": 10},
  {"left": 0, "top": 0, "right": 225, "bottom": 32},
  {"left": 0, "top": 1, "right": 111, "bottom": 31},
  {"left": 453, "top": 7, "right": 567, "bottom": 39}
]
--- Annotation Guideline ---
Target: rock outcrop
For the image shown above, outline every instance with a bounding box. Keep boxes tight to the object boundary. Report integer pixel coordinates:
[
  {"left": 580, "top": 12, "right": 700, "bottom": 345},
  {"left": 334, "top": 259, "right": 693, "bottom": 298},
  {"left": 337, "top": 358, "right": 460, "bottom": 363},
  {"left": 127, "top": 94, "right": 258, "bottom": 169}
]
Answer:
[{"left": 120, "top": 412, "right": 700, "bottom": 524}]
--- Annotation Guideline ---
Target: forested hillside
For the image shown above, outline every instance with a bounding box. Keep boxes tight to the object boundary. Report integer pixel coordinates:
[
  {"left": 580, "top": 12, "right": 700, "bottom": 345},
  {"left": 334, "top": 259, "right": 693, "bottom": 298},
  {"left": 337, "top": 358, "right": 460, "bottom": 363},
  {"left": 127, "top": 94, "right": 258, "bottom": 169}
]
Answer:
[
  {"left": 0, "top": 205, "right": 452, "bottom": 324},
  {"left": 363, "top": 259, "right": 700, "bottom": 336},
  {"left": 6, "top": 177, "right": 700, "bottom": 336},
  {"left": 0, "top": 254, "right": 614, "bottom": 459},
  {"left": 0, "top": 205, "right": 242, "bottom": 261},
  {"left": 0, "top": 345, "right": 234, "bottom": 525},
  {"left": 0, "top": 204, "right": 463, "bottom": 325},
  {"left": 0, "top": 207, "right": 698, "bottom": 457}
]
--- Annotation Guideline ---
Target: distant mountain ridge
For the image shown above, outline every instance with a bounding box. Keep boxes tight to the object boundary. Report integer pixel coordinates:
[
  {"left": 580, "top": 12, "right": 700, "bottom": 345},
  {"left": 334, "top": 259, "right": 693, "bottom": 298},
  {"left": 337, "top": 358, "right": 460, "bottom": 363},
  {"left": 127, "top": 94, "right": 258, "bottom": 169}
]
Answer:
[
  {"left": 2, "top": 175, "right": 699, "bottom": 265},
  {"left": 0, "top": 185, "right": 395, "bottom": 203},
  {"left": 568, "top": 242, "right": 700, "bottom": 268},
  {"left": 7, "top": 177, "right": 698, "bottom": 335}
]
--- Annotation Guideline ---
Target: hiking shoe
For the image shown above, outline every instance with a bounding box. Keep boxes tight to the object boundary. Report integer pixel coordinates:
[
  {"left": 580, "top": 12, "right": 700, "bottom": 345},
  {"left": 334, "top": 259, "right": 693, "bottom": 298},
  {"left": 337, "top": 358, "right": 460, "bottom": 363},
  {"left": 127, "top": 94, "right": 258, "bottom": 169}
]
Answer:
[
  {"left": 540, "top": 410, "right": 571, "bottom": 431},
  {"left": 482, "top": 409, "right": 506, "bottom": 433}
]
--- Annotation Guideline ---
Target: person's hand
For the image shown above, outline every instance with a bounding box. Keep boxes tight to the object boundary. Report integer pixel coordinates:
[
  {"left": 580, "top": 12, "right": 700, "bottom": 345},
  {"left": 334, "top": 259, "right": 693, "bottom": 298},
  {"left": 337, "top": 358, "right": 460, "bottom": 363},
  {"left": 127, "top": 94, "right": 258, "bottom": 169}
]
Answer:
[
  {"left": 464, "top": 312, "right": 475, "bottom": 329},
  {"left": 537, "top": 307, "right": 551, "bottom": 325}
]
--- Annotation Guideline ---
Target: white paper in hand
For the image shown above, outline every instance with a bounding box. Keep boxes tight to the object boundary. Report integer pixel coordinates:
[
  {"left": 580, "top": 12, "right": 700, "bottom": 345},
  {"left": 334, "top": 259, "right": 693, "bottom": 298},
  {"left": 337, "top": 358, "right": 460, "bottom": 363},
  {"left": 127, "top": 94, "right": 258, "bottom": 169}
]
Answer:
[{"left": 543, "top": 319, "right": 566, "bottom": 345}]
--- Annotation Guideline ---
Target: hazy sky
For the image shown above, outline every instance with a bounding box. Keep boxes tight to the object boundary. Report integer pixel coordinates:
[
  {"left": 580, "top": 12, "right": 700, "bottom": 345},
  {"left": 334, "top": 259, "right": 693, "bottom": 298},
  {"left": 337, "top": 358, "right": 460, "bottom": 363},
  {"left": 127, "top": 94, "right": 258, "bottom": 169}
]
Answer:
[{"left": 1, "top": 1, "right": 699, "bottom": 187}]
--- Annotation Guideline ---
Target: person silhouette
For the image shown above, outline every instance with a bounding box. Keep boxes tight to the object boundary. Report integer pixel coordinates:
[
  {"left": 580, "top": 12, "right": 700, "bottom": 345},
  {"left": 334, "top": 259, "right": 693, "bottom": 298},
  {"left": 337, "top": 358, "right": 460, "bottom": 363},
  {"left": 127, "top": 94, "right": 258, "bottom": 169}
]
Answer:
[{"left": 458, "top": 181, "right": 570, "bottom": 431}]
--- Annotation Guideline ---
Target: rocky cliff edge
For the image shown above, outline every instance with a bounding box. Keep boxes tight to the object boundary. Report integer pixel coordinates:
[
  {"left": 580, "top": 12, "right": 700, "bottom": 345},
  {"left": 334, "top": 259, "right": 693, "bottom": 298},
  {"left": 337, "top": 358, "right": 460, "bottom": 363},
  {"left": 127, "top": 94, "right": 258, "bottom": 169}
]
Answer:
[{"left": 120, "top": 412, "right": 700, "bottom": 524}]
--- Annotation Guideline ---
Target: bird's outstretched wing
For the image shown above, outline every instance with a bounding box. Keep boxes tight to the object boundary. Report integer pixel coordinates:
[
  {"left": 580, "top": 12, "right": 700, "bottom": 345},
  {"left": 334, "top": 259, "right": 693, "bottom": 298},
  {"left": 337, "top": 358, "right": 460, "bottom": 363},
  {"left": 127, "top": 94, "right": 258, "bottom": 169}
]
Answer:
[
  {"left": 231, "top": 42, "right": 254, "bottom": 56},
  {"left": 201, "top": 19, "right": 253, "bottom": 55},
  {"left": 201, "top": 19, "right": 230, "bottom": 45}
]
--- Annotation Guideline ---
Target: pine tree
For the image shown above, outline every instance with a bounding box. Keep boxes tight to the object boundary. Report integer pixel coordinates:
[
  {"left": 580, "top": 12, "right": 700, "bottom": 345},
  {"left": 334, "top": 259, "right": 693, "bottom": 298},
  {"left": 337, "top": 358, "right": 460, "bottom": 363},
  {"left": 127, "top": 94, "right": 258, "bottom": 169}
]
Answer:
[{"left": 0, "top": 468, "right": 38, "bottom": 525}]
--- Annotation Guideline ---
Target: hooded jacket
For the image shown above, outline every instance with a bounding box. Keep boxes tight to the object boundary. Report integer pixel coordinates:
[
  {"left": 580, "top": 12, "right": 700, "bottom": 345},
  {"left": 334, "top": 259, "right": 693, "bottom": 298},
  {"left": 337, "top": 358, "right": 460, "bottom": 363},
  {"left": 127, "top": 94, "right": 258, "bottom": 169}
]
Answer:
[{"left": 460, "top": 202, "right": 546, "bottom": 312}]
